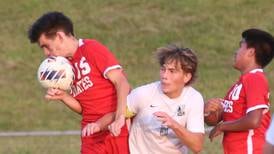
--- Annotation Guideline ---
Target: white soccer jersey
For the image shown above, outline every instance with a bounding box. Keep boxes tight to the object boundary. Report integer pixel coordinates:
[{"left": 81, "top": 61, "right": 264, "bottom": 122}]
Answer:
[
  {"left": 266, "top": 115, "right": 274, "bottom": 145},
  {"left": 128, "top": 81, "right": 204, "bottom": 154}
]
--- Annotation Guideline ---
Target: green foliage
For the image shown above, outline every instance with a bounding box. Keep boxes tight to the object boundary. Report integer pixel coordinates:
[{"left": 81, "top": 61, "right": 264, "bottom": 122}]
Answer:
[{"left": 0, "top": 0, "right": 274, "bottom": 153}]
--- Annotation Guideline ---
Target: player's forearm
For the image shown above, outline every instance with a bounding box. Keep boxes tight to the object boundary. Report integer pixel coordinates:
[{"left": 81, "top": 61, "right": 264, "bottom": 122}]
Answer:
[
  {"left": 96, "top": 112, "right": 115, "bottom": 130},
  {"left": 220, "top": 119, "right": 259, "bottom": 132},
  {"left": 220, "top": 109, "right": 263, "bottom": 131},
  {"left": 171, "top": 122, "right": 204, "bottom": 153},
  {"left": 114, "top": 76, "right": 130, "bottom": 119},
  {"left": 61, "top": 94, "right": 82, "bottom": 114}
]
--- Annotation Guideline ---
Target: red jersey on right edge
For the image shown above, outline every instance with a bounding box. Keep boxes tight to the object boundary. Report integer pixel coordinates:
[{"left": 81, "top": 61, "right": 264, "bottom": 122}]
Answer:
[{"left": 222, "top": 69, "right": 271, "bottom": 154}]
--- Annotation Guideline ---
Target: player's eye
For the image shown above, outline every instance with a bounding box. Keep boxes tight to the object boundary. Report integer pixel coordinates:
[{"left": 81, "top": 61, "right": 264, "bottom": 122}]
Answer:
[
  {"left": 160, "top": 67, "right": 166, "bottom": 72},
  {"left": 169, "top": 69, "right": 176, "bottom": 73}
]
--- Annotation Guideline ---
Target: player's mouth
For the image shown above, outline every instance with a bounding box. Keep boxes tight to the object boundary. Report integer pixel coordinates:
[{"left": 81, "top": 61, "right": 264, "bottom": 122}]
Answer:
[{"left": 160, "top": 82, "right": 170, "bottom": 89}]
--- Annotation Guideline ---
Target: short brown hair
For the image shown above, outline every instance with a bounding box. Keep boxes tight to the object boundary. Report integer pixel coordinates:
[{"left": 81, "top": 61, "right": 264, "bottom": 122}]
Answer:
[{"left": 156, "top": 44, "right": 198, "bottom": 85}]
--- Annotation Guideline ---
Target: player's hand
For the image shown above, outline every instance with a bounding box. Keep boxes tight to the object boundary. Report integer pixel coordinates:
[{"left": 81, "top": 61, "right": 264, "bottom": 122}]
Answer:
[
  {"left": 82, "top": 123, "right": 101, "bottom": 137},
  {"left": 153, "top": 111, "right": 176, "bottom": 128},
  {"left": 108, "top": 115, "right": 125, "bottom": 137},
  {"left": 209, "top": 122, "right": 223, "bottom": 141},
  {"left": 204, "top": 98, "right": 224, "bottom": 115},
  {"left": 45, "top": 88, "right": 67, "bottom": 101}
]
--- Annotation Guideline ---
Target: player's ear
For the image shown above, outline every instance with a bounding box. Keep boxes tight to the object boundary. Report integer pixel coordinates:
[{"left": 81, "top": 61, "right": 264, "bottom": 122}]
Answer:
[
  {"left": 56, "top": 31, "right": 65, "bottom": 42},
  {"left": 247, "top": 47, "right": 255, "bottom": 57},
  {"left": 183, "top": 72, "right": 192, "bottom": 84}
]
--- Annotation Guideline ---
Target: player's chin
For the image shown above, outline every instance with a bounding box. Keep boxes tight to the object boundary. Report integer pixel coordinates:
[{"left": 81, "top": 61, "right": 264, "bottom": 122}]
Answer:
[{"left": 161, "top": 87, "right": 170, "bottom": 94}]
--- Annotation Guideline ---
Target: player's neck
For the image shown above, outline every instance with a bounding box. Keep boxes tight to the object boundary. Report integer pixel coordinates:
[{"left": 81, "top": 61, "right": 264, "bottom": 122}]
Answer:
[
  {"left": 67, "top": 37, "right": 79, "bottom": 58},
  {"left": 240, "top": 64, "right": 262, "bottom": 74},
  {"left": 163, "top": 88, "right": 184, "bottom": 99}
]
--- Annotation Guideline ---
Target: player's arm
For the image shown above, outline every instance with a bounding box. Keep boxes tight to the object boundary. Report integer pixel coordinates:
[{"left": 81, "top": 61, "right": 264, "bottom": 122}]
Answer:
[
  {"left": 220, "top": 109, "right": 263, "bottom": 130},
  {"left": 106, "top": 69, "right": 130, "bottom": 118},
  {"left": 82, "top": 112, "right": 115, "bottom": 137},
  {"left": 82, "top": 109, "right": 135, "bottom": 137},
  {"left": 45, "top": 88, "right": 82, "bottom": 114},
  {"left": 154, "top": 112, "right": 204, "bottom": 153},
  {"left": 106, "top": 68, "right": 131, "bottom": 136},
  {"left": 209, "top": 109, "right": 264, "bottom": 140},
  {"left": 96, "top": 112, "right": 115, "bottom": 131}
]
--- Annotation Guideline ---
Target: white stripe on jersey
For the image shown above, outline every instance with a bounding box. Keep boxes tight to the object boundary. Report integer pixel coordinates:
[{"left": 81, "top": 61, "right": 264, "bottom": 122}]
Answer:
[{"left": 247, "top": 129, "right": 254, "bottom": 154}]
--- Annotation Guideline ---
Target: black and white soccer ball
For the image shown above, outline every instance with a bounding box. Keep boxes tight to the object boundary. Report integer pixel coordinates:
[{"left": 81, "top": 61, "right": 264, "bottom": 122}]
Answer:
[{"left": 37, "top": 56, "right": 74, "bottom": 90}]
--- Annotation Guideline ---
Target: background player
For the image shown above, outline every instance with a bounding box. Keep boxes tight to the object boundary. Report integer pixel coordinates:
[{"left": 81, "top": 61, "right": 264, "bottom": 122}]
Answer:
[{"left": 205, "top": 28, "right": 274, "bottom": 154}]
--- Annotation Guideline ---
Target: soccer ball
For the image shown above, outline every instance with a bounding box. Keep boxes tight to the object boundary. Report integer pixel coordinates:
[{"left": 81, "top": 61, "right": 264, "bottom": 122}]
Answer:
[{"left": 37, "top": 56, "right": 74, "bottom": 90}]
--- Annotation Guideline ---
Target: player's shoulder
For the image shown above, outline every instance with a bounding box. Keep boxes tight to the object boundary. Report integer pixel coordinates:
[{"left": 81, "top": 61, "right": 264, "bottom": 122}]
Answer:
[
  {"left": 80, "top": 39, "right": 111, "bottom": 57},
  {"left": 128, "top": 82, "right": 157, "bottom": 102},
  {"left": 185, "top": 86, "right": 203, "bottom": 99},
  {"left": 130, "top": 82, "right": 160, "bottom": 97},
  {"left": 81, "top": 39, "right": 101, "bottom": 47},
  {"left": 132, "top": 81, "right": 160, "bottom": 92},
  {"left": 243, "top": 69, "right": 267, "bottom": 82}
]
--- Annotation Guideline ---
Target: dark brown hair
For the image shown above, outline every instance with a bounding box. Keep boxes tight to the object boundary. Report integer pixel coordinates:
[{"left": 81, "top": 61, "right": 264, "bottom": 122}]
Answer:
[
  {"left": 28, "top": 11, "right": 74, "bottom": 43},
  {"left": 242, "top": 28, "right": 274, "bottom": 68}
]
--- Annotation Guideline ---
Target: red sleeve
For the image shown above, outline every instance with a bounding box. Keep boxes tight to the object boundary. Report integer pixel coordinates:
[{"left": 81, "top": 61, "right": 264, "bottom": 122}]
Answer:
[
  {"left": 85, "top": 40, "right": 122, "bottom": 78},
  {"left": 243, "top": 73, "right": 269, "bottom": 113}
]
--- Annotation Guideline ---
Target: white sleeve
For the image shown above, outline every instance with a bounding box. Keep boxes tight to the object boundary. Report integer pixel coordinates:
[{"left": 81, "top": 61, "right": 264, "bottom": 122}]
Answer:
[
  {"left": 266, "top": 116, "right": 274, "bottom": 145},
  {"left": 127, "top": 88, "right": 145, "bottom": 114},
  {"left": 186, "top": 93, "right": 205, "bottom": 133}
]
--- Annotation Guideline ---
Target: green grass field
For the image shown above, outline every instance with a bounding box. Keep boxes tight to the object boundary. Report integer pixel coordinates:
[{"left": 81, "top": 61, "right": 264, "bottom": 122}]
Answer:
[{"left": 0, "top": 0, "right": 274, "bottom": 153}]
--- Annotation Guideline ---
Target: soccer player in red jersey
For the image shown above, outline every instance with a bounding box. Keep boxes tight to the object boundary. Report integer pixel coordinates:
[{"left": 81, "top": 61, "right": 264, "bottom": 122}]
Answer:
[
  {"left": 204, "top": 28, "right": 274, "bottom": 154},
  {"left": 28, "top": 12, "right": 130, "bottom": 154}
]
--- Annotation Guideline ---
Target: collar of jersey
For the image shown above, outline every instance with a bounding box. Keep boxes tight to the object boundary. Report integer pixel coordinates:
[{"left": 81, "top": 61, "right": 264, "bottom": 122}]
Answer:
[{"left": 250, "top": 68, "right": 263, "bottom": 73}]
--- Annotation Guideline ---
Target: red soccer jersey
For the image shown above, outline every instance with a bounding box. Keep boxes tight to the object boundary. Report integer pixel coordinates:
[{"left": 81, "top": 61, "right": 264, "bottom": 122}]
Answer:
[
  {"left": 69, "top": 39, "right": 129, "bottom": 154},
  {"left": 69, "top": 39, "right": 121, "bottom": 124},
  {"left": 222, "top": 69, "right": 271, "bottom": 154}
]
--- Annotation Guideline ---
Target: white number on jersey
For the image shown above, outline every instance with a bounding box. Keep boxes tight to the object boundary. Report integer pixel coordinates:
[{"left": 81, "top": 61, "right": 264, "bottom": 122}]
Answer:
[
  {"left": 229, "top": 84, "right": 242, "bottom": 100},
  {"left": 74, "top": 57, "right": 91, "bottom": 79},
  {"left": 223, "top": 100, "right": 233, "bottom": 113}
]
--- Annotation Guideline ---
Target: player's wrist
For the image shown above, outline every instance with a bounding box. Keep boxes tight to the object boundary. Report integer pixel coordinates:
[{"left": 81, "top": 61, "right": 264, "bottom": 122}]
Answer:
[
  {"left": 217, "top": 121, "right": 224, "bottom": 131},
  {"left": 95, "top": 122, "right": 102, "bottom": 131},
  {"left": 170, "top": 120, "right": 180, "bottom": 130},
  {"left": 60, "top": 92, "right": 71, "bottom": 101},
  {"left": 115, "top": 112, "right": 126, "bottom": 120}
]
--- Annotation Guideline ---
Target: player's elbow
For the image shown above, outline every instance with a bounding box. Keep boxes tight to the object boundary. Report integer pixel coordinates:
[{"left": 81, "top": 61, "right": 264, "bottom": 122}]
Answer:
[
  {"left": 191, "top": 144, "right": 203, "bottom": 153},
  {"left": 79, "top": 109, "right": 83, "bottom": 114},
  {"left": 246, "top": 109, "right": 264, "bottom": 129},
  {"left": 249, "top": 119, "right": 261, "bottom": 129},
  {"left": 75, "top": 106, "right": 82, "bottom": 114}
]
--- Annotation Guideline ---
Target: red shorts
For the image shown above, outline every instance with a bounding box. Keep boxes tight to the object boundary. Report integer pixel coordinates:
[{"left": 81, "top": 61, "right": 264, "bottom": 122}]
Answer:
[{"left": 81, "top": 125, "right": 129, "bottom": 154}]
